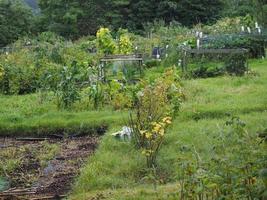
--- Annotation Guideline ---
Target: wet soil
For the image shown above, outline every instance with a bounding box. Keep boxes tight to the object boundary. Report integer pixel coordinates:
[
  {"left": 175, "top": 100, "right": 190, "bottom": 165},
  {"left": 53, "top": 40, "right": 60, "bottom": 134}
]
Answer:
[{"left": 0, "top": 136, "right": 99, "bottom": 200}]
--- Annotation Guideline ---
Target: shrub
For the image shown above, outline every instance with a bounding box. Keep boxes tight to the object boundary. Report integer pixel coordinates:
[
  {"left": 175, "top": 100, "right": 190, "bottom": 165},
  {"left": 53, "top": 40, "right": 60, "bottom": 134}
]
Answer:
[
  {"left": 0, "top": 51, "right": 39, "bottom": 94},
  {"left": 140, "top": 117, "right": 172, "bottom": 168},
  {"left": 128, "top": 68, "right": 184, "bottom": 168}
]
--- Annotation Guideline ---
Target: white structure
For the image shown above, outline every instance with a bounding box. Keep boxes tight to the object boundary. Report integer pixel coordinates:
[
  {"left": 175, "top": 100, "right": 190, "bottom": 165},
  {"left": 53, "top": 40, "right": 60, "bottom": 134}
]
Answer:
[
  {"left": 112, "top": 126, "right": 133, "bottom": 140},
  {"left": 197, "top": 39, "right": 200, "bottom": 49}
]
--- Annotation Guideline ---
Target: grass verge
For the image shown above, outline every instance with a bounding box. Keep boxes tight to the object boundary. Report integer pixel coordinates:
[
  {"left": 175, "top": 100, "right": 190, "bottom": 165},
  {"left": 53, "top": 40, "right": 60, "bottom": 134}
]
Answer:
[{"left": 0, "top": 94, "right": 126, "bottom": 137}]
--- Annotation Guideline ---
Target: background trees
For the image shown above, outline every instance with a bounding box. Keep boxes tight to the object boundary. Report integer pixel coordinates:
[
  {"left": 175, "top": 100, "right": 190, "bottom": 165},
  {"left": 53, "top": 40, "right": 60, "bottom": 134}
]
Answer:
[
  {"left": 1, "top": 0, "right": 267, "bottom": 46},
  {"left": 27, "top": 0, "right": 225, "bottom": 38},
  {"left": 38, "top": 0, "right": 83, "bottom": 39},
  {"left": 0, "top": 0, "right": 33, "bottom": 47}
]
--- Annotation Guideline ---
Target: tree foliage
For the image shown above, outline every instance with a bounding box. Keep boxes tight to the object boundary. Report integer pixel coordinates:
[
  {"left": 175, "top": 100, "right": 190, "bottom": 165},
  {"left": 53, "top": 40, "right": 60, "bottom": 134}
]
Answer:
[
  {"left": 1, "top": 0, "right": 267, "bottom": 46},
  {"left": 38, "top": 0, "right": 83, "bottom": 39},
  {"left": 36, "top": 0, "right": 224, "bottom": 38},
  {"left": 0, "top": 0, "right": 33, "bottom": 47}
]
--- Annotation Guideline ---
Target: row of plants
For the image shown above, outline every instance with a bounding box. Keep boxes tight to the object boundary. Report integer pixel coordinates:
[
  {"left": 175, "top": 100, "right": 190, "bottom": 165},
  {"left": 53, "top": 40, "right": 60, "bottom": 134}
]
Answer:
[
  {"left": 0, "top": 32, "right": 94, "bottom": 95},
  {"left": 187, "top": 54, "right": 248, "bottom": 78},
  {"left": 0, "top": 22, "right": 266, "bottom": 98},
  {"left": 200, "top": 34, "right": 266, "bottom": 58}
]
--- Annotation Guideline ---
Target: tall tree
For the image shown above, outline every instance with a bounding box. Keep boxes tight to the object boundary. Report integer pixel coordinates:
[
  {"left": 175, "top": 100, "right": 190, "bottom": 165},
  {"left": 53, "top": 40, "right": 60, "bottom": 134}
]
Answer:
[
  {"left": 175, "top": 0, "right": 224, "bottom": 26},
  {"left": 38, "top": 0, "right": 225, "bottom": 38},
  {"left": 38, "top": 0, "right": 83, "bottom": 39},
  {"left": 254, "top": 0, "right": 267, "bottom": 26},
  {"left": 0, "top": 0, "right": 33, "bottom": 47},
  {"left": 222, "top": 0, "right": 254, "bottom": 17}
]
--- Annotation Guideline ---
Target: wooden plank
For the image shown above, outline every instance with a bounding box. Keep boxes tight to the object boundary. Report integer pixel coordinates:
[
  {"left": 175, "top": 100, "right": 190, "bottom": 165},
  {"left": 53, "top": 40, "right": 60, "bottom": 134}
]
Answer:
[
  {"left": 100, "top": 54, "right": 143, "bottom": 62},
  {"left": 102, "top": 54, "right": 142, "bottom": 58},
  {"left": 100, "top": 57, "right": 143, "bottom": 62},
  {"left": 185, "top": 48, "right": 249, "bottom": 54},
  {"left": 16, "top": 137, "right": 49, "bottom": 141}
]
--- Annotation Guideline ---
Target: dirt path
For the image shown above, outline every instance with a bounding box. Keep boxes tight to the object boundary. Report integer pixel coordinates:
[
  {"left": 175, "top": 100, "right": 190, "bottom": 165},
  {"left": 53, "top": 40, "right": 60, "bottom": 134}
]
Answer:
[{"left": 0, "top": 136, "right": 99, "bottom": 200}]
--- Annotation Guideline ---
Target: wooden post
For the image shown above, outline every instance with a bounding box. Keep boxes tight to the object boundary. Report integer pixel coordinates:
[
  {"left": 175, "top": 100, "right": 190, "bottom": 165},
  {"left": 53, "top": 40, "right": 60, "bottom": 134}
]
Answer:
[{"left": 182, "top": 50, "right": 187, "bottom": 72}]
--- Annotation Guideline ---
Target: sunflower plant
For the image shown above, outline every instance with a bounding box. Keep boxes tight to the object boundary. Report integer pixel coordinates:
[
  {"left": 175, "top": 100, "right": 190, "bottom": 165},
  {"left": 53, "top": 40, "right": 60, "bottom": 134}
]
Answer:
[
  {"left": 96, "top": 28, "right": 117, "bottom": 55},
  {"left": 118, "top": 34, "right": 133, "bottom": 54}
]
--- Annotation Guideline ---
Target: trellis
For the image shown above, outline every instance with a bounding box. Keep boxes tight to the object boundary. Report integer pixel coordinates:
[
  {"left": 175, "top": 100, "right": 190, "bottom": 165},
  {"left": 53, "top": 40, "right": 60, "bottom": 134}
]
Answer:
[{"left": 99, "top": 54, "right": 143, "bottom": 81}]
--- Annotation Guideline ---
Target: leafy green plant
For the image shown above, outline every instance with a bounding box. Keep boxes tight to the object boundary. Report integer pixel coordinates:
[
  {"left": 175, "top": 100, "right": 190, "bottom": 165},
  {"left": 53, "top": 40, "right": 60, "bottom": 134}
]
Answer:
[
  {"left": 107, "top": 80, "right": 132, "bottom": 110},
  {"left": 189, "top": 63, "right": 225, "bottom": 78},
  {"left": 55, "top": 62, "right": 82, "bottom": 109},
  {"left": 37, "top": 141, "right": 60, "bottom": 168},
  {"left": 88, "top": 81, "right": 105, "bottom": 110}
]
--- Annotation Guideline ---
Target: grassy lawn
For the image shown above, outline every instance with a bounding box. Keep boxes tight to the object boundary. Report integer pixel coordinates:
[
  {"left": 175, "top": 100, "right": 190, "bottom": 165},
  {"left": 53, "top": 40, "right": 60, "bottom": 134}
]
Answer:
[
  {"left": 70, "top": 59, "right": 267, "bottom": 199},
  {"left": 0, "top": 94, "right": 126, "bottom": 137},
  {"left": 1, "top": 59, "right": 266, "bottom": 199}
]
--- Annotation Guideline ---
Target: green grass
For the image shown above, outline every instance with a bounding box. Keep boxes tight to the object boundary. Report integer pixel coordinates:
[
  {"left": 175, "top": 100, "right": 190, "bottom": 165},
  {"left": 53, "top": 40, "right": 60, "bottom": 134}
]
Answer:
[
  {"left": 1, "top": 59, "right": 266, "bottom": 198},
  {"left": 70, "top": 59, "right": 267, "bottom": 199},
  {"left": 0, "top": 94, "right": 126, "bottom": 137},
  {"left": 71, "top": 183, "right": 180, "bottom": 200}
]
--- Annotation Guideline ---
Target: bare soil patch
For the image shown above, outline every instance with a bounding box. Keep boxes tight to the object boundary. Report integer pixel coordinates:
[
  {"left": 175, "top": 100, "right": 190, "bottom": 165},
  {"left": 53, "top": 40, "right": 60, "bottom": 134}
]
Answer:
[{"left": 0, "top": 136, "right": 99, "bottom": 200}]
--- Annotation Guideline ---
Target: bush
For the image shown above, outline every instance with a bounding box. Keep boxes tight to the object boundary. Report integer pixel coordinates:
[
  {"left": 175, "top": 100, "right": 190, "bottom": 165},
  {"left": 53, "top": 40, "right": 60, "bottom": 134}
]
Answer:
[
  {"left": 0, "top": 50, "right": 39, "bottom": 94},
  {"left": 128, "top": 68, "right": 184, "bottom": 168}
]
